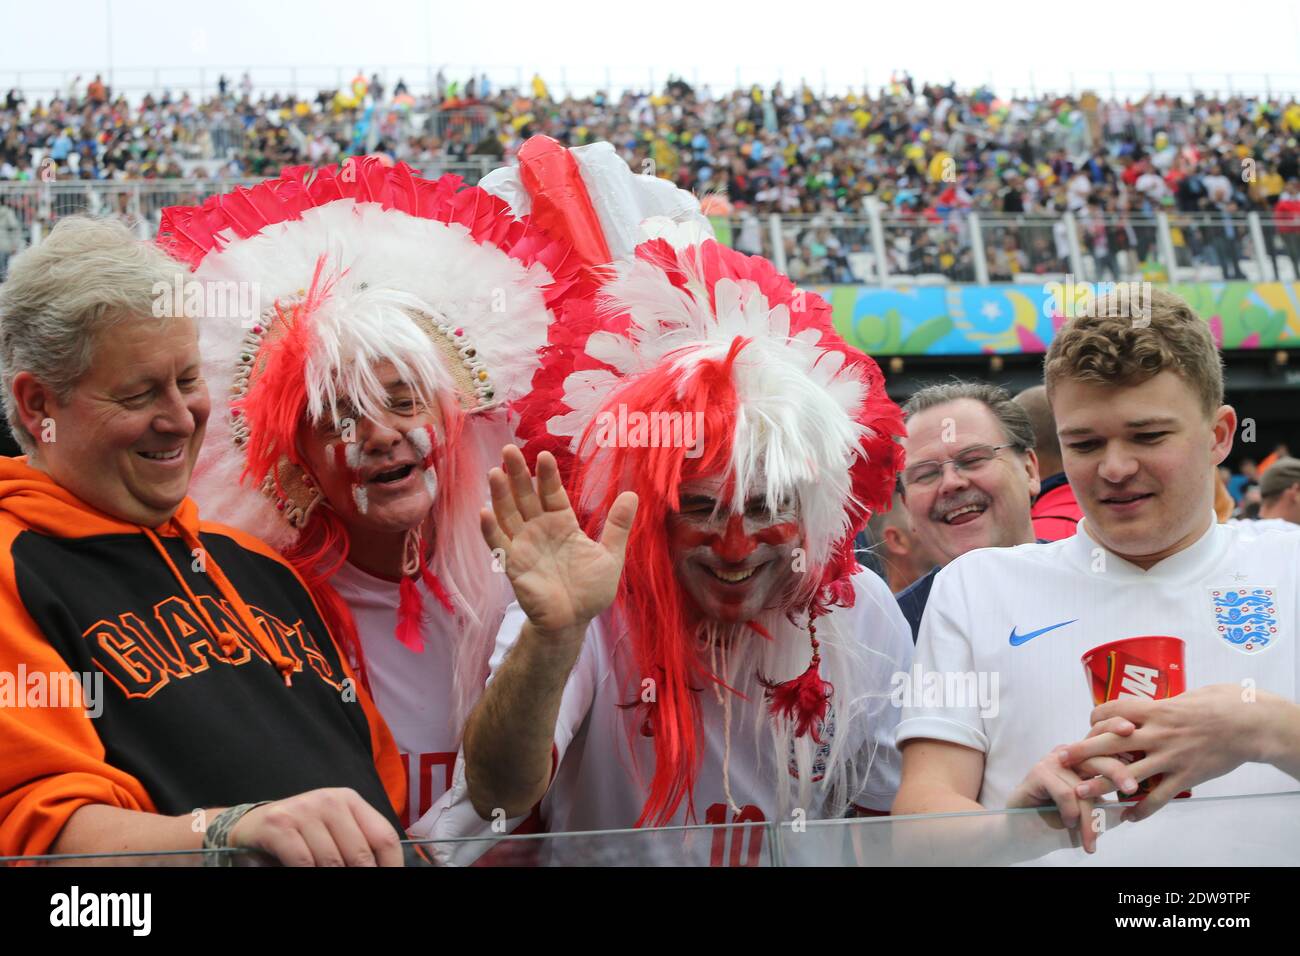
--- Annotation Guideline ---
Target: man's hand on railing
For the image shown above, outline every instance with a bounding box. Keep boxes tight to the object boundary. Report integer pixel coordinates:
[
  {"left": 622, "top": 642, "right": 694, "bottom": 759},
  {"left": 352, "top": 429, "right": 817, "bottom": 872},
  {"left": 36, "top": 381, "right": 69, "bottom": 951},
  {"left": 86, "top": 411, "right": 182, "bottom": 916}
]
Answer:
[
  {"left": 1005, "top": 745, "right": 1138, "bottom": 853},
  {"left": 230, "top": 787, "right": 405, "bottom": 867}
]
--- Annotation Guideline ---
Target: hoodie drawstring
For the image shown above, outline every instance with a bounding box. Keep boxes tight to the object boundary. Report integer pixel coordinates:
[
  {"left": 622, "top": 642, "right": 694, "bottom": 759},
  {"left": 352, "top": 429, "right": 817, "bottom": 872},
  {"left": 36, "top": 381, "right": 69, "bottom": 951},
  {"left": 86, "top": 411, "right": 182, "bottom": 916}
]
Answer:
[{"left": 142, "top": 525, "right": 298, "bottom": 686}]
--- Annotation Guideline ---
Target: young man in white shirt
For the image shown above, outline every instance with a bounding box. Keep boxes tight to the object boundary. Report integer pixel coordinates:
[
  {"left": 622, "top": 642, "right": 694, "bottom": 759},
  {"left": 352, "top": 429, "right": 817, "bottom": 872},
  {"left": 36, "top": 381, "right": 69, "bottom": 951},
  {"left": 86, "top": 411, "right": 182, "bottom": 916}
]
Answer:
[
  {"left": 894, "top": 288, "right": 1300, "bottom": 856},
  {"left": 426, "top": 234, "right": 913, "bottom": 865}
]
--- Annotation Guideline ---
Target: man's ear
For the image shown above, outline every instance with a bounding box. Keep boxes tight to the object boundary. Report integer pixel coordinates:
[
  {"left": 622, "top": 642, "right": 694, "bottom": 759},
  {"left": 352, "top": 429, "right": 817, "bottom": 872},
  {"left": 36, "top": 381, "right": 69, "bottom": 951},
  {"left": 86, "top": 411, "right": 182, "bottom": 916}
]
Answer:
[
  {"left": 11, "top": 371, "right": 56, "bottom": 443},
  {"left": 1211, "top": 404, "right": 1237, "bottom": 465},
  {"left": 883, "top": 525, "right": 908, "bottom": 556},
  {"left": 1024, "top": 448, "right": 1041, "bottom": 499}
]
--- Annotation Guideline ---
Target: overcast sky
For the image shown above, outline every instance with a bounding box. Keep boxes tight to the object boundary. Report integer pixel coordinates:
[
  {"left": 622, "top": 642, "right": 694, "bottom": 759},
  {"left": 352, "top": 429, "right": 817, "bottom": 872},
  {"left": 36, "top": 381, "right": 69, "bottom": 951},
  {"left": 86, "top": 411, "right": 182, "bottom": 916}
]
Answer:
[{"left": 2, "top": 0, "right": 1300, "bottom": 100}]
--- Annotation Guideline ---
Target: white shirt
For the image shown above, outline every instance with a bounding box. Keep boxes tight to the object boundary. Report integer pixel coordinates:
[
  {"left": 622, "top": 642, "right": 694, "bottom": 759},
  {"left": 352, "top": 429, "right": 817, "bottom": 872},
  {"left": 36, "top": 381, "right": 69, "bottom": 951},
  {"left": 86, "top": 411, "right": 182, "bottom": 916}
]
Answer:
[
  {"left": 330, "top": 561, "right": 461, "bottom": 831},
  {"left": 426, "top": 571, "right": 913, "bottom": 865},
  {"left": 897, "top": 515, "right": 1298, "bottom": 814}
]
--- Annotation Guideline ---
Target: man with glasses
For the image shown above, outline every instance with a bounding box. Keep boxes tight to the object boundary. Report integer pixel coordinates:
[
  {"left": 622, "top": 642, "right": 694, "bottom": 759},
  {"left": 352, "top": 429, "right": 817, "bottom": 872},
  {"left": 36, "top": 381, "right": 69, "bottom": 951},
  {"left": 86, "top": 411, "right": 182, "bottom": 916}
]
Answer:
[{"left": 893, "top": 381, "right": 1041, "bottom": 641}]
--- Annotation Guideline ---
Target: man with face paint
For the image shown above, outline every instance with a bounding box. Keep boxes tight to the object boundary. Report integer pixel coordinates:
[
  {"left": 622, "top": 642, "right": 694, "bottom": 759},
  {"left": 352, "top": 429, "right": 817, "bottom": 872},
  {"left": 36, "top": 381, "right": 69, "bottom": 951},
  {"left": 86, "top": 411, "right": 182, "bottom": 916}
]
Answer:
[
  {"left": 425, "top": 231, "right": 913, "bottom": 864},
  {"left": 157, "top": 158, "right": 587, "bottom": 830}
]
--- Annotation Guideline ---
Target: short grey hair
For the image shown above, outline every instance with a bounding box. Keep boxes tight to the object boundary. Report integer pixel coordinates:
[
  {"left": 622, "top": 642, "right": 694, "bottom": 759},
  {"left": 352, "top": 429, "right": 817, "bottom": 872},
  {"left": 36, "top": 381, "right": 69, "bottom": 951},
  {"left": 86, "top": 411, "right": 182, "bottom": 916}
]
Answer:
[
  {"left": 0, "top": 216, "right": 187, "bottom": 455},
  {"left": 901, "top": 379, "right": 1036, "bottom": 454}
]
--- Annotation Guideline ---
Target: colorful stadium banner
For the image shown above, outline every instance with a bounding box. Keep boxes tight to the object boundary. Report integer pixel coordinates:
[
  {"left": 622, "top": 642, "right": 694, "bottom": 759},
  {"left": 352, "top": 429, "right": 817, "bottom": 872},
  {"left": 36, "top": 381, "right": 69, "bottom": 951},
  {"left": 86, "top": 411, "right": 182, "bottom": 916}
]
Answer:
[{"left": 809, "top": 281, "right": 1300, "bottom": 355}]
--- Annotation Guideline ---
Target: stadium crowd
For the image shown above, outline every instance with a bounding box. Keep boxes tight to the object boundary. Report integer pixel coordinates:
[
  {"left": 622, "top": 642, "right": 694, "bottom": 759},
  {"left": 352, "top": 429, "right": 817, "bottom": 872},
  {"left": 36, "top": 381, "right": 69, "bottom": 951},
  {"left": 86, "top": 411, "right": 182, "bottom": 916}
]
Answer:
[{"left": 6, "top": 71, "right": 1300, "bottom": 283}]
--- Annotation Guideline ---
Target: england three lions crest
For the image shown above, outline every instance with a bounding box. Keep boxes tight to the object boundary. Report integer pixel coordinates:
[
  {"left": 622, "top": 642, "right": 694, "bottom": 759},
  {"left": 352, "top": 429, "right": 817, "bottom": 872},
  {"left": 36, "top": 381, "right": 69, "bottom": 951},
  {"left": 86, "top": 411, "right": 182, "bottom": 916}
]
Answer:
[{"left": 1210, "top": 586, "right": 1279, "bottom": 655}]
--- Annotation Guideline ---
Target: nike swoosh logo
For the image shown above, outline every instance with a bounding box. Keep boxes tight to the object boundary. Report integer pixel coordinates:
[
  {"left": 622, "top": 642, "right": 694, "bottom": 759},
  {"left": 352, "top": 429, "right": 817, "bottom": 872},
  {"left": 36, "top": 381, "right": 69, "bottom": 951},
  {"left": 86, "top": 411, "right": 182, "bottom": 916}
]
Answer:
[{"left": 1009, "top": 619, "right": 1078, "bottom": 646}]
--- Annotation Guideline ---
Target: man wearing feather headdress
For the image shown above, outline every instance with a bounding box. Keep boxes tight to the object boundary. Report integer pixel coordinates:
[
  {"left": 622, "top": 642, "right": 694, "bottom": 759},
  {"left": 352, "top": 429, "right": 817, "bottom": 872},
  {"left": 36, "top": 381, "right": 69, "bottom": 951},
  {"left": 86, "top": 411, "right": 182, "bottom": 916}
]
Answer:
[
  {"left": 424, "top": 139, "right": 914, "bottom": 863},
  {"left": 157, "top": 157, "right": 589, "bottom": 829}
]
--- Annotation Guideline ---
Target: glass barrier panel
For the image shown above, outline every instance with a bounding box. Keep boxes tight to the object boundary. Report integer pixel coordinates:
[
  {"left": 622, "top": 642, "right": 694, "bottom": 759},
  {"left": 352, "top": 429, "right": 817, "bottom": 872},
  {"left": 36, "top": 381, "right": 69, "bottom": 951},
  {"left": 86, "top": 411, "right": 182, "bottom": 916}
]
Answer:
[
  {"left": 1257, "top": 217, "right": 1300, "bottom": 281},
  {"left": 776, "top": 790, "right": 1300, "bottom": 866},
  {"left": 1073, "top": 215, "right": 1161, "bottom": 283},
  {"left": 0, "top": 848, "right": 252, "bottom": 867},
  {"left": 0, "top": 842, "right": 434, "bottom": 867},
  {"left": 414, "top": 820, "right": 777, "bottom": 867},
  {"left": 3, "top": 792, "right": 1295, "bottom": 865}
]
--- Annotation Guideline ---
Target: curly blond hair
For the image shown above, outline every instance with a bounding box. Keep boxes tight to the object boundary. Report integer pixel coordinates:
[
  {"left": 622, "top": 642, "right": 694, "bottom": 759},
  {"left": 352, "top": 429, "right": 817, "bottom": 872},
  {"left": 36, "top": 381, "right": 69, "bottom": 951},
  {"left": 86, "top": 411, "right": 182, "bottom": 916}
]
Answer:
[{"left": 1044, "top": 288, "right": 1224, "bottom": 416}]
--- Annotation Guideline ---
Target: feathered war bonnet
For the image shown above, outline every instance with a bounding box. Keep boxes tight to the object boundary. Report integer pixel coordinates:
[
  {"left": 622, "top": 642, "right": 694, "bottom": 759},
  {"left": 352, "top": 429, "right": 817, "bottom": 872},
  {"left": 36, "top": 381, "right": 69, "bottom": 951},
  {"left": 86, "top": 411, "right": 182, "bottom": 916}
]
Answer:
[{"left": 156, "top": 157, "right": 588, "bottom": 651}]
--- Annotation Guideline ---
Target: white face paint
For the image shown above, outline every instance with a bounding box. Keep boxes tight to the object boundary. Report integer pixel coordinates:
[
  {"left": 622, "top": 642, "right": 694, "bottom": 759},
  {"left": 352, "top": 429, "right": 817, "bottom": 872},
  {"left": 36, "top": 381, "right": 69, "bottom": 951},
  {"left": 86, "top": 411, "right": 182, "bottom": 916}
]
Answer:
[
  {"left": 407, "top": 424, "right": 432, "bottom": 458},
  {"left": 296, "top": 366, "right": 446, "bottom": 534}
]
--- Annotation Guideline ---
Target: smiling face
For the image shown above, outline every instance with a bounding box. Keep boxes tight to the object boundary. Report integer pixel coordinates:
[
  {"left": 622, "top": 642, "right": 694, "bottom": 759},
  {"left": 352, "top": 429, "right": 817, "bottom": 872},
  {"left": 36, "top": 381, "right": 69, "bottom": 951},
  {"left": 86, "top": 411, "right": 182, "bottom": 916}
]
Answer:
[
  {"left": 296, "top": 360, "right": 445, "bottom": 536},
  {"left": 901, "top": 398, "right": 1039, "bottom": 566},
  {"left": 1052, "top": 370, "right": 1234, "bottom": 567},
  {"left": 23, "top": 315, "right": 210, "bottom": 526},
  {"left": 665, "top": 473, "right": 803, "bottom": 624}
]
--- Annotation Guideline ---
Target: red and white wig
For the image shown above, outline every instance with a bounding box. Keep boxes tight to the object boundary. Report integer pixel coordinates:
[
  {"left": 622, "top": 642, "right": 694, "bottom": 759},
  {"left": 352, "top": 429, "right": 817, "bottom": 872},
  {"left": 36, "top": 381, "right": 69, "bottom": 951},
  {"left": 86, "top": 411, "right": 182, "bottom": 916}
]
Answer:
[
  {"left": 157, "top": 158, "right": 587, "bottom": 733},
  {"left": 516, "top": 229, "right": 906, "bottom": 825}
]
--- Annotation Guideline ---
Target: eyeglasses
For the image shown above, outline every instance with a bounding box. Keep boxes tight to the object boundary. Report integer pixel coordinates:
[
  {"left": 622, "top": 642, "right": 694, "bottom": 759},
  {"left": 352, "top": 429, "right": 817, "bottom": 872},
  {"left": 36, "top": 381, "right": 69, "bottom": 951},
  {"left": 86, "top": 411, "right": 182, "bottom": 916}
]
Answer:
[{"left": 902, "top": 443, "right": 1016, "bottom": 488}]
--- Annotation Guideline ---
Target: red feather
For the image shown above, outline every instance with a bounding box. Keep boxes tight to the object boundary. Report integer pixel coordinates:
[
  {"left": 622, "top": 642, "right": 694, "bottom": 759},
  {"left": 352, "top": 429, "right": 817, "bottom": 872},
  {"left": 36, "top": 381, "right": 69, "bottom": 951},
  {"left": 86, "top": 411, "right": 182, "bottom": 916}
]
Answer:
[
  {"left": 234, "top": 254, "right": 336, "bottom": 487},
  {"left": 396, "top": 576, "right": 426, "bottom": 654},
  {"left": 157, "top": 156, "right": 595, "bottom": 304},
  {"left": 759, "top": 655, "right": 834, "bottom": 742}
]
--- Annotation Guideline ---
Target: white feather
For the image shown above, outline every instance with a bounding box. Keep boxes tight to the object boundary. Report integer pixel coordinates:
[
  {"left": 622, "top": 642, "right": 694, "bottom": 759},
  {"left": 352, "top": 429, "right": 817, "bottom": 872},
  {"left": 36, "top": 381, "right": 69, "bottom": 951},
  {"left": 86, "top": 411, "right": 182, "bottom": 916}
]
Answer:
[{"left": 554, "top": 246, "right": 872, "bottom": 567}]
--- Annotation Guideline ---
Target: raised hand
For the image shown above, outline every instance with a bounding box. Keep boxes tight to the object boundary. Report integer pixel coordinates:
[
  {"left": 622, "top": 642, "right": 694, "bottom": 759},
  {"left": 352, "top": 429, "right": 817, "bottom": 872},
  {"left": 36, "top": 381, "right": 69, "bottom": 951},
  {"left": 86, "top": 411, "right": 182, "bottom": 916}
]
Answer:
[{"left": 480, "top": 445, "right": 638, "bottom": 639}]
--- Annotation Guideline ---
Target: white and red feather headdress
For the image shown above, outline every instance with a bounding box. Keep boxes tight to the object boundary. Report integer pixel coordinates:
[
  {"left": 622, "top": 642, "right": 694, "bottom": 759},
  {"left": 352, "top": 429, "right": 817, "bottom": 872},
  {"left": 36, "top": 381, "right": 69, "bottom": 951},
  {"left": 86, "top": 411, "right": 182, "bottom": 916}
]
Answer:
[
  {"left": 158, "top": 158, "right": 585, "bottom": 546},
  {"left": 156, "top": 158, "right": 587, "bottom": 716}
]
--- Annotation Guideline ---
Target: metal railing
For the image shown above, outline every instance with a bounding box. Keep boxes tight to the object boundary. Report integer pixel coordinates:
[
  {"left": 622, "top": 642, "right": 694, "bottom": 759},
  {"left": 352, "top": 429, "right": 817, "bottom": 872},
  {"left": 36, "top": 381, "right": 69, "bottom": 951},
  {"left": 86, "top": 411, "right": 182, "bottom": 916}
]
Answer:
[
  {"left": 0, "top": 160, "right": 500, "bottom": 275},
  {"left": 5, "top": 177, "right": 1300, "bottom": 287},
  {"left": 713, "top": 207, "right": 1300, "bottom": 286}
]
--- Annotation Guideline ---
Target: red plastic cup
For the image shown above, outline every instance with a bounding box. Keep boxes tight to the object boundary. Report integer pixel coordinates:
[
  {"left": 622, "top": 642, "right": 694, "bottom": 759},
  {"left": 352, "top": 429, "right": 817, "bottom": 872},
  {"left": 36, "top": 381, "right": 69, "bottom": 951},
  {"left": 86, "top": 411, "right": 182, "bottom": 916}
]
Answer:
[{"left": 1081, "top": 636, "right": 1190, "bottom": 799}]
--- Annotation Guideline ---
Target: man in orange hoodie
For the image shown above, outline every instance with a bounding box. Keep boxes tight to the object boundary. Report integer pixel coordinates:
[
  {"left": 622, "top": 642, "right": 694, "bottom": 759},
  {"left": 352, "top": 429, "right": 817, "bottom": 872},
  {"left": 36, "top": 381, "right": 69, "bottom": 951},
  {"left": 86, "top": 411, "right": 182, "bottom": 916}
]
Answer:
[{"left": 0, "top": 215, "right": 409, "bottom": 866}]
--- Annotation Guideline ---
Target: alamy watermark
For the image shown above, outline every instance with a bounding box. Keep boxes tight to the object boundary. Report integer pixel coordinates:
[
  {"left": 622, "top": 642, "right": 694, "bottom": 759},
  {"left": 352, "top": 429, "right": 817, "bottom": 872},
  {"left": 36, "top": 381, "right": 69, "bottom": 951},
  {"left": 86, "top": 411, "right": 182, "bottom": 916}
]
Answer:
[
  {"left": 1042, "top": 276, "right": 1153, "bottom": 326},
  {"left": 152, "top": 276, "right": 262, "bottom": 328},
  {"left": 0, "top": 666, "right": 103, "bottom": 718},
  {"left": 889, "top": 664, "right": 1000, "bottom": 718},
  {"left": 590, "top": 404, "right": 705, "bottom": 459}
]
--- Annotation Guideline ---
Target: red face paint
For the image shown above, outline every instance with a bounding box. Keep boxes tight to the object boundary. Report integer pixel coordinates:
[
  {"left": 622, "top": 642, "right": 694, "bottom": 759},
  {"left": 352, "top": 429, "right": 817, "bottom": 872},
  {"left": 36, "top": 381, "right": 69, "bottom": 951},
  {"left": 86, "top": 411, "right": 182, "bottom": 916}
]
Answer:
[
  {"left": 425, "top": 424, "right": 438, "bottom": 468},
  {"left": 677, "top": 514, "right": 800, "bottom": 563},
  {"left": 713, "top": 513, "right": 756, "bottom": 562},
  {"left": 752, "top": 521, "right": 799, "bottom": 546}
]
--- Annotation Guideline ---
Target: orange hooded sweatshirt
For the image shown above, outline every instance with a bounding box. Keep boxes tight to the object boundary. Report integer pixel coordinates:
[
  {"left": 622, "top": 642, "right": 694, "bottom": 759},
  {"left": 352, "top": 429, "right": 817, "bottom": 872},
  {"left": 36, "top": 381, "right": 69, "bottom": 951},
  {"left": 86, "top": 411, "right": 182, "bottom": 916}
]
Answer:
[{"left": 0, "top": 457, "right": 406, "bottom": 857}]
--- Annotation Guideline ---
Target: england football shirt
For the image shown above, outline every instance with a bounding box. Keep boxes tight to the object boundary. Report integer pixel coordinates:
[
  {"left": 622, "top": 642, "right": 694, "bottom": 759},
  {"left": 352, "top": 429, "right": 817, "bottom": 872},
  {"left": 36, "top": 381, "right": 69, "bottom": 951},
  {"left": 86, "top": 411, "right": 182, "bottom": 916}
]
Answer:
[
  {"left": 895, "top": 515, "right": 1299, "bottom": 862},
  {"left": 421, "top": 570, "right": 913, "bottom": 865}
]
